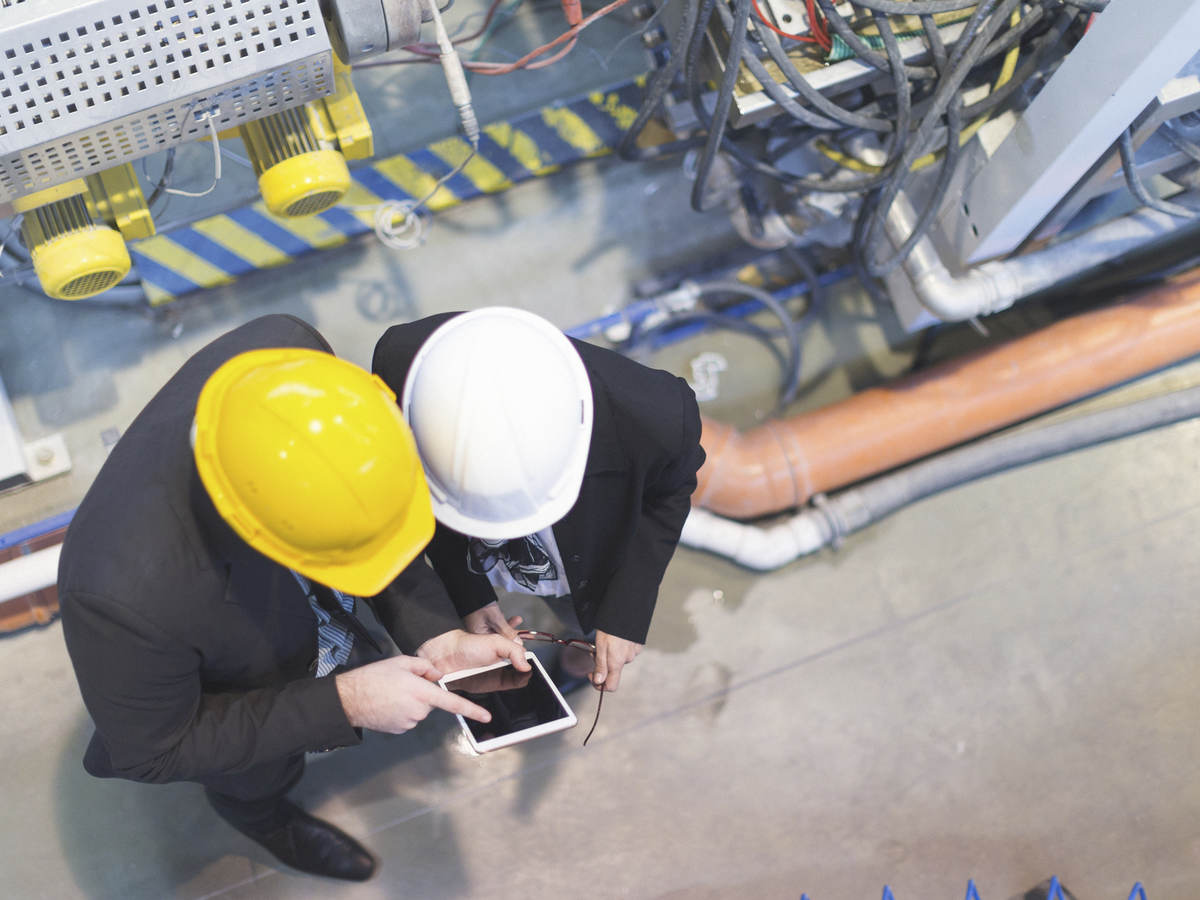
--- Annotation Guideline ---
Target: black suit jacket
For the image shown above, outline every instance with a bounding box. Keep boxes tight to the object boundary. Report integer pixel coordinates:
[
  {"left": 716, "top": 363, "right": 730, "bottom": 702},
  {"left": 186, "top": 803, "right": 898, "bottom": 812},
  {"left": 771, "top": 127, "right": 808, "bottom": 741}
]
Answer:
[
  {"left": 58, "top": 315, "right": 462, "bottom": 785},
  {"left": 373, "top": 313, "right": 705, "bottom": 644}
]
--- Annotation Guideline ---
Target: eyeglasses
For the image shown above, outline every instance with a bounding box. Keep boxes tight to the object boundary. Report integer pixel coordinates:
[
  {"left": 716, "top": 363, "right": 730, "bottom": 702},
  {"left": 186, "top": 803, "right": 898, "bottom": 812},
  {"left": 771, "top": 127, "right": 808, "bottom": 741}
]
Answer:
[
  {"left": 517, "top": 630, "right": 604, "bottom": 746},
  {"left": 517, "top": 630, "right": 596, "bottom": 654}
]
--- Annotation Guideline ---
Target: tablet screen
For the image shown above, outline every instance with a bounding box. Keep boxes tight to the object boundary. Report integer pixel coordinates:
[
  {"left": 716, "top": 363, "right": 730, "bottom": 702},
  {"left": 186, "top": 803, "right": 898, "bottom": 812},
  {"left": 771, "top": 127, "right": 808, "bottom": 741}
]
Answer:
[{"left": 447, "top": 661, "right": 570, "bottom": 743}]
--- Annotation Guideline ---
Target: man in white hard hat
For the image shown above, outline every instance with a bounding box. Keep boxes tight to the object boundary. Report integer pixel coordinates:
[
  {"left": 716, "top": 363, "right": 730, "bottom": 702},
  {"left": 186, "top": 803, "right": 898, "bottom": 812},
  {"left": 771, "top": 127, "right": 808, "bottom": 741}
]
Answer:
[{"left": 372, "top": 308, "right": 705, "bottom": 692}]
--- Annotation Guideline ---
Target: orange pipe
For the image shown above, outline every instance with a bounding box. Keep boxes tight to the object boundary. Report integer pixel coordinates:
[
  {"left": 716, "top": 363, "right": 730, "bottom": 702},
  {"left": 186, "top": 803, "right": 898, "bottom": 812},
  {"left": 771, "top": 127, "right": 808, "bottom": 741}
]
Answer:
[{"left": 694, "top": 269, "right": 1200, "bottom": 519}]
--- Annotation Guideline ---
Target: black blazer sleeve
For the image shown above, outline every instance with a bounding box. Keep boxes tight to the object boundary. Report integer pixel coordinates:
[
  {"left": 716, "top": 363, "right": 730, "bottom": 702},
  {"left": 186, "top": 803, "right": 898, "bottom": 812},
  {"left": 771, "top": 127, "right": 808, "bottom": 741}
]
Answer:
[
  {"left": 593, "top": 375, "right": 705, "bottom": 643},
  {"left": 363, "top": 557, "right": 465, "bottom": 653},
  {"left": 61, "top": 589, "right": 359, "bottom": 783},
  {"left": 422, "top": 523, "right": 500, "bottom": 619}
]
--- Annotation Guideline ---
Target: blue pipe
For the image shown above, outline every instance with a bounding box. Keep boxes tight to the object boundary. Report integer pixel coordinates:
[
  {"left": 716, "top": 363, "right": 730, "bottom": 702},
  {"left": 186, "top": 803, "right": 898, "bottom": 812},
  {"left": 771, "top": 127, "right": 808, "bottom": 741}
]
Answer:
[
  {"left": 0, "top": 508, "right": 76, "bottom": 552},
  {"left": 566, "top": 266, "right": 854, "bottom": 347}
]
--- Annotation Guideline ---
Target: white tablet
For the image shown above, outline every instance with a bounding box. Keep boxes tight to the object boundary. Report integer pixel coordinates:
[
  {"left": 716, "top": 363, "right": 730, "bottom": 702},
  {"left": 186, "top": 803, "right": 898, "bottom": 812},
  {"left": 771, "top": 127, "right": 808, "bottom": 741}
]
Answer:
[{"left": 439, "top": 651, "right": 578, "bottom": 753}]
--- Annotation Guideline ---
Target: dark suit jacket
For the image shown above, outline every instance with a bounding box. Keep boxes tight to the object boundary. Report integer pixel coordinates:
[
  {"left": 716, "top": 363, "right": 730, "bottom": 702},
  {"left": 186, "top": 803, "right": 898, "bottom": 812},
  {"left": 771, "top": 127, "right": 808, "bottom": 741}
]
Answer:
[
  {"left": 373, "top": 313, "right": 705, "bottom": 644},
  {"left": 58, "top": 315, "right": 462, "bottom": 785}
]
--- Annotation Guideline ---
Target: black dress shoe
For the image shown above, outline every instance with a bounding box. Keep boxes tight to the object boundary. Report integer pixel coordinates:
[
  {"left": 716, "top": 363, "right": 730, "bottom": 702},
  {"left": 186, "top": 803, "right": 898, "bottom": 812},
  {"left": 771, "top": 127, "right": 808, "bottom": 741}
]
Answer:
[{"left": 215, "top": 799, "right": 377, "bottom": 881}]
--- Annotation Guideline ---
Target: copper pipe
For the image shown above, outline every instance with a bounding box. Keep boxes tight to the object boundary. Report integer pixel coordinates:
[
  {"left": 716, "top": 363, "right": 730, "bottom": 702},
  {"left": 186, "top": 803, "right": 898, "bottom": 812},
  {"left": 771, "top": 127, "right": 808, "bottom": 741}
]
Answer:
[{"left": 694, "top": 269, "right": 1200, "bottom": 519}]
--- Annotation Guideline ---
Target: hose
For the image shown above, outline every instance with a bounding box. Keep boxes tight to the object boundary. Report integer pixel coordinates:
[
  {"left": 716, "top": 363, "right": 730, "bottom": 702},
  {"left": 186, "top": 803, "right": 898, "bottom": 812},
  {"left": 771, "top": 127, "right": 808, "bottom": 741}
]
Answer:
[
  {"left": 695, "top": 280, "right": 805, "bottom": 410},
  {"left": 682, "top": 381, "right": 1200, "bottom": 570},
  {"left": 1119, "top": 127, "right": 1196, "bottom": 220}
]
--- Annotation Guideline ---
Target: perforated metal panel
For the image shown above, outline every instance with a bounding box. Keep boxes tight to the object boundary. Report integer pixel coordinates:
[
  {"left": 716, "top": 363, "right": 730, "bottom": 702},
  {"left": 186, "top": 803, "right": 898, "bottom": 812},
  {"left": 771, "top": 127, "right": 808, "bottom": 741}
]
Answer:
[{"left": 0, "top": 0, "right": 333, "bottom": 203}]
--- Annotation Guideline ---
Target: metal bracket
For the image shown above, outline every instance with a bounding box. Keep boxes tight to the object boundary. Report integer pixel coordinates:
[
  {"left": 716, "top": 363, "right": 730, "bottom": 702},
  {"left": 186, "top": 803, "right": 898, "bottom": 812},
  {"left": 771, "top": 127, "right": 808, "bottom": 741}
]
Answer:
[
  {"left": 1032, "top": 54, "right": 1200, "bottom": 243},
  {"left": 935, "top": 0, "right": 1200, "bottom": 266}
]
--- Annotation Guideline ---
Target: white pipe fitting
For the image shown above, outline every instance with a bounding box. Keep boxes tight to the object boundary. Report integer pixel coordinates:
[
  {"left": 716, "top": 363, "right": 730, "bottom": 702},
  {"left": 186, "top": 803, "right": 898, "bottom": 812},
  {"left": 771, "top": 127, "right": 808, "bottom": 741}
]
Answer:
[
  {"left": 0, "top": 544, "right": 61, "bottom": 604},
  {"left": 888, "top": 192, "right": 1200, "bottom": 322},
  {"left": 679, "top": 507, "right": 829, "bottom": 571}
]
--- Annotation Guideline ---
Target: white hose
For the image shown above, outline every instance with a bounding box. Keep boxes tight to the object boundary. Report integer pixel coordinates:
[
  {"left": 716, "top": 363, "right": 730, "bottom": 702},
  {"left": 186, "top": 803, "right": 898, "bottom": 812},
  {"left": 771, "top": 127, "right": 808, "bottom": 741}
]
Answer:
[
  {"left": 681, "top": 383, "right": 1200, "bottom": 570},
  {"left": 0, "top": 544, "right": 61, "bottom": 604},
  {"left": 680, "top": 507, "right": 828, "bottom": 571}
]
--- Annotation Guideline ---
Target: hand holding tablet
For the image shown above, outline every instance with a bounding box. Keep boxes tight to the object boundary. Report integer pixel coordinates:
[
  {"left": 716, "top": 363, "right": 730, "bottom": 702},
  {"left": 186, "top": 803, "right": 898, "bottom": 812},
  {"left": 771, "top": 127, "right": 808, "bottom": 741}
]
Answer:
[{"left": 439, "top": 651, "right": 577, "bottom": 753}]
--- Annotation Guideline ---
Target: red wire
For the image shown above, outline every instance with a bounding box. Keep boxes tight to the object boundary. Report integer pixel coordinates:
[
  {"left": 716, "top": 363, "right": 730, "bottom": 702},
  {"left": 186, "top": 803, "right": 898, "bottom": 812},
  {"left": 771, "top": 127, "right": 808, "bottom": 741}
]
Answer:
[
  {"left": 524, "top": 36, "right": 578, "bottom": 69},
  {"left": 356, "top": 0, "right": 624, "bottom": 74},
  {"left": 466, "top": 0, "right": 630, "bottom": 74},
  {"left": 805, "top": 0, "right": 831, "bottom": 51},
  {"left": 750, "top": 0, "right": 821, "bottom": 44}
]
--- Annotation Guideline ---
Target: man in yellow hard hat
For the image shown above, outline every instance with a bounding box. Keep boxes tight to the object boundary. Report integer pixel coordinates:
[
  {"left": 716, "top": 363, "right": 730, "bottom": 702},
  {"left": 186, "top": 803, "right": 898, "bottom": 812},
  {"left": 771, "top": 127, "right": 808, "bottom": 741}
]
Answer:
[{"left": 58, "top": 314, "right": 528, "bottom": 882}]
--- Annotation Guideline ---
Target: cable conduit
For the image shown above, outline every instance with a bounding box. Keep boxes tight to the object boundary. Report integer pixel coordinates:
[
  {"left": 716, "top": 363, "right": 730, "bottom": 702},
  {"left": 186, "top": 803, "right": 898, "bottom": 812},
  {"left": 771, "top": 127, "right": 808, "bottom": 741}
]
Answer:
[{"left": 682, "top": 382, "right": 1200, "bottom": 570}]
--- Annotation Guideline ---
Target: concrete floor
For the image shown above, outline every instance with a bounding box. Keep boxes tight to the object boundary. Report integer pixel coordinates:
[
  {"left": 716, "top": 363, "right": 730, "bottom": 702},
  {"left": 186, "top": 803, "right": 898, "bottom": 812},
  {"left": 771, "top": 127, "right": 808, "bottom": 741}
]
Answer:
[{"left": 4, "top": 15, "right": 1200, "bottom": 900}]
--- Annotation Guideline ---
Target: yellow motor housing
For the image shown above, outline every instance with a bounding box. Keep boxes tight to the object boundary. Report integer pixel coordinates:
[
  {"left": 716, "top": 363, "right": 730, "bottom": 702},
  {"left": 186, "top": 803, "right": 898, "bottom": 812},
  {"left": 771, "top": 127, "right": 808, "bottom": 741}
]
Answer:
[
  {"left": 13, "top": 182, "right": 131, "bottom": 300},
  {"left": 239, "top": 107, "right": 351, "bottom": 218}
]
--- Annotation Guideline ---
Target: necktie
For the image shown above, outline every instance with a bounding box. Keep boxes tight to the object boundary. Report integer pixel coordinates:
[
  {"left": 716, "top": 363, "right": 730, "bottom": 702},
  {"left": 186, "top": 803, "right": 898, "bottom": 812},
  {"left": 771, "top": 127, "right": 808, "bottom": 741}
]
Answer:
[
  {"left": 311, "top": 584, "right": 382, "bottom": 652},
  {"left": 293, "top": 572, "right": 382, "bottom": 676}
]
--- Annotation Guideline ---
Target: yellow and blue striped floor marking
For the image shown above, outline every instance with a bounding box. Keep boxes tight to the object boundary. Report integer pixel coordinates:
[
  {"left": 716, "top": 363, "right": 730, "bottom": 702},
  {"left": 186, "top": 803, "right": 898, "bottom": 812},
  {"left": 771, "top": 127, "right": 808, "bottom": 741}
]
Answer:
[{"left": 131, "top": 80, "right": 644, "bottom": 305}]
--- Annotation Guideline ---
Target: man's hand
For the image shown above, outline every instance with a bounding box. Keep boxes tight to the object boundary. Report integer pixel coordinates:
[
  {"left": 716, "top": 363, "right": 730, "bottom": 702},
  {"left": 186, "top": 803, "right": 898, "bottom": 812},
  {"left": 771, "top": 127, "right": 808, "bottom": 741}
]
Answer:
[
  {"left": 417, "top": 628, "right": 530, "bottom": 677},
  {"left": 335, "top": 655, "right": 490, "bottom": 733},
  {"left": 463, "top": 601, "right": 524, "bottom": 642},
  {"left": 592, "top": 630, "right": 643, "bottom": 692}
]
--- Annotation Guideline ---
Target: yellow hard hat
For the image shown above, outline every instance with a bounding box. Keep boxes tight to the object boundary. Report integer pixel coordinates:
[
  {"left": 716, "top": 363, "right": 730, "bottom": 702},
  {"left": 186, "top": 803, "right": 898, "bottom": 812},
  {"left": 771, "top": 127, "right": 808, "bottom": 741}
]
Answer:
[{"left": 193, "top": 348, "right": 433, "bottom": 596}]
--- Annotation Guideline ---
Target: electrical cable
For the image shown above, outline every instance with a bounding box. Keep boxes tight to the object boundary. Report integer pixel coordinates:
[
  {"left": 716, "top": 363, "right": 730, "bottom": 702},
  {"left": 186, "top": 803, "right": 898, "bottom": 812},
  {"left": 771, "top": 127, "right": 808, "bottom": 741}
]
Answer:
[
  {"left": 145, "top": 147, "right": 177, "bottom": 209},
  {"left": 683, "top": 0, "right": 902, "bottom": 196},
  {"left": 854, "top": 0, "right": 1025, "bottom": 277},
  {"left": 689, "top": 0, "right": 750, "bottom": 212},
  {"left": 696, "top": 279, "right": 805, "bottom": 409},
  {"left": 1118, "top": 127, "right": 1195, "bottom": 220},
  {"left": 351, "top": 0, "right": 481, "bottom": 250},
  {"left": 840, "top": 0, "right": 983, "bottom": 13},
  {"left": 627, "top": 309, "right": 790, "bottom": 372},
  {"left": 164, "top": 113, "right": 222, "bottom": 198},
  {"left": 751, "top": 14, "right": 895, "bottom": 133},
  {"left": 811, "top": 0, "right": 936, "bottom": 80},
  {"left": 617, "top": 0, "right": 700, "bottom": 160},
  {"left": 919, "top": 12, "right": 949, "bottom": 75},
  {"left": 619, "top": 0, "right": 1091, "bottom": 292},
  {"left": 362, "top": 0, "right": 633, "bottom": 74},
  {"left": 815, "top": 6, "right": 1022, "bottom": 176}
]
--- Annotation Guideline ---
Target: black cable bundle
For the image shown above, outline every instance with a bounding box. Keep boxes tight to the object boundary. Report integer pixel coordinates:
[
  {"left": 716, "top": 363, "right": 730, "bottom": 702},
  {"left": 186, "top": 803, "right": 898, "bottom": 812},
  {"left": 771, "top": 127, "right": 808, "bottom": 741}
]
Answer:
[{"left": 619, "top": 0, "right": 1094, "bottom": 285}]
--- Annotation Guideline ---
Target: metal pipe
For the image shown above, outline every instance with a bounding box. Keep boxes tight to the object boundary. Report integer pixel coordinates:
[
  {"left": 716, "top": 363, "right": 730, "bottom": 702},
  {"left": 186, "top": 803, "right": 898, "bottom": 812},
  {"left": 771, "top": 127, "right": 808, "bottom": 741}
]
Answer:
[{"left": 694, "top": 267, "right": 1200, "bottom": 519}]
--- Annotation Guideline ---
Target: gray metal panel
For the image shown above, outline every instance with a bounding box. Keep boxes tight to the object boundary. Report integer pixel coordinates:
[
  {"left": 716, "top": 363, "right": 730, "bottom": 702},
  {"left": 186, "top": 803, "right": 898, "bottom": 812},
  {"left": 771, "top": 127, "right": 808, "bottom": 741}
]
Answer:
[
  {"left": 941, "top": 0, "right": 1200, "bottom": 266},
  {"left": 0, "top": 0, "right": 332, "bottom": 203},
  {"left": 1032, "top": 56, "right": 1200, "bottom": 243}
]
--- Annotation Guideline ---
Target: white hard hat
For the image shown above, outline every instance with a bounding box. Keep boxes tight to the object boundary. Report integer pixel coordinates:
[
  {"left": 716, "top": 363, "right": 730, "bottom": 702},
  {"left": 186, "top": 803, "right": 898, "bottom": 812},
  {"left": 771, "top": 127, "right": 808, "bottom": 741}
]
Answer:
[{"left": 401, "top": 307, "right": 593, "bottom": 540}]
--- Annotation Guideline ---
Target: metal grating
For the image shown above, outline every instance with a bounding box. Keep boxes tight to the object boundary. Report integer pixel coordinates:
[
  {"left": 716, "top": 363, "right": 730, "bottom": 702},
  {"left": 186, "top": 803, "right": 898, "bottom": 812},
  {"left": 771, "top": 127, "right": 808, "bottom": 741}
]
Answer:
[{"left": 0, "top": 0, "right": 332, "bottom": 203}]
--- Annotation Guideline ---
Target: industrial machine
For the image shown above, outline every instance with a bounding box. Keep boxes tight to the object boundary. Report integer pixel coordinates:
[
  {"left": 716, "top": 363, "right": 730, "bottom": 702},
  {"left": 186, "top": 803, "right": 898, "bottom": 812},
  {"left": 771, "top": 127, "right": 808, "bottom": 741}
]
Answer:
[
  {"left": 1, "top": 0, "right": 1199, "bottom": 511},
  {"left": 0, "top": 0, "right": 1195, "bottom": 322},
  {"left": 0, "top": 0, "right": 417, "bottom": 299},
  {"left": 626, "top": 0, "right": 1200, "bottom": 327}
]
